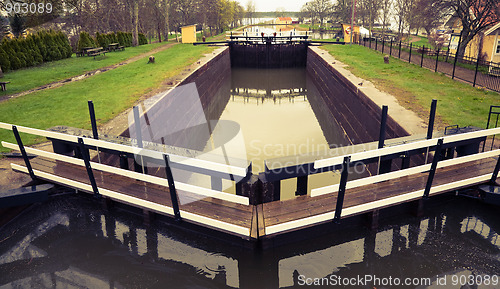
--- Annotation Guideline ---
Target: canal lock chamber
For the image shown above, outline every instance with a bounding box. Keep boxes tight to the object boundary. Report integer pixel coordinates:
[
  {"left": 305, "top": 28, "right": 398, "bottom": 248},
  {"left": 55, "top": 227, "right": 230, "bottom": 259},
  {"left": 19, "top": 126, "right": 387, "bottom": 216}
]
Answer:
[{"left": 121, "top": 43, "right": 410, "bottom": 202}]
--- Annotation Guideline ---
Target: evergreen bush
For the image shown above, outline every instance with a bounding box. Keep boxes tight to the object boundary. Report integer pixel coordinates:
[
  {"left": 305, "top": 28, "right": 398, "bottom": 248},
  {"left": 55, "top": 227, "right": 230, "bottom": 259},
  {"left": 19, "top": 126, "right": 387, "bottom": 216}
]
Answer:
[
  {"left": 138, "top": 33, "right": 148, "bottom": 45},
  {"left": 0, "top": 47, "right": 11, "bottom": 72}
]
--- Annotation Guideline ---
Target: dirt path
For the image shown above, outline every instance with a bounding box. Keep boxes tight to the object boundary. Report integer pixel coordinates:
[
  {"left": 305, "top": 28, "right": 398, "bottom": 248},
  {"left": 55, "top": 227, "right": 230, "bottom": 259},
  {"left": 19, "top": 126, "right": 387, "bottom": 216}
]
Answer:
[
  {"left": 409, "top": 35, "right": 422, "bottom": 43},
  {"left": 0, "top": 42, "right": 177, "bottom": 103}
]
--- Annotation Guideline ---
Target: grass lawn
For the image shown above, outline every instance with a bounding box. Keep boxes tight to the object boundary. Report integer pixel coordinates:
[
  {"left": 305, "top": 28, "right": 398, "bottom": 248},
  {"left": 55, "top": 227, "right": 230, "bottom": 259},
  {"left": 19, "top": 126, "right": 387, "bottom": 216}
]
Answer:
[
  {"left": 0, "top": 44, "right": 213, "bottom": 152},
  {"left": 409, "top": 36, "right": 430, "bottom": 47},
  {"left": 320, "top": 44, "right": 499, "bottom": 129},
  {"left": 0, "top": 41, "right": 169, "bottom": 97}
]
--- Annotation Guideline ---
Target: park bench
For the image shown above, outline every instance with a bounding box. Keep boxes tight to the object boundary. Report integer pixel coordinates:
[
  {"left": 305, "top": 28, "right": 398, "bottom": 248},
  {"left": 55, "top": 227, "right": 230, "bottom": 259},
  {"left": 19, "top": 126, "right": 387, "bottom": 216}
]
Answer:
[
  {"left": 117, "top": 45, "right": 125, "bottom": 51},
  {"left": 76, "top": 47, "right": 92, "bottom": 57},
  {"left": 489, "top": 66, "right": 500, "bottom": 77},
  {"left": 107, "top": 43, "right": 119, "bottom": 51},
  {"left": 86, "top": 47, "right": 106, "bottom": 59},
  {"left": 0, "top": 81, "right": 10, "bottom": 91}
]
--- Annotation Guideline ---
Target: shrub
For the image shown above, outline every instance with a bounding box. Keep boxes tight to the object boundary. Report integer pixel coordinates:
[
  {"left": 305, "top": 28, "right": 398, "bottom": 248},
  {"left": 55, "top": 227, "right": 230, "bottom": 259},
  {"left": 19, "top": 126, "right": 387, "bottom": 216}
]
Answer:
[
  {"left": 77, "top": 31, "right": 95, "bottom": 51},
  {"left": 138, "top": 33, "right": 148, "bottom": 45},
  {"left": 0, "top": 47, "right": 11, "bottom": 71}
]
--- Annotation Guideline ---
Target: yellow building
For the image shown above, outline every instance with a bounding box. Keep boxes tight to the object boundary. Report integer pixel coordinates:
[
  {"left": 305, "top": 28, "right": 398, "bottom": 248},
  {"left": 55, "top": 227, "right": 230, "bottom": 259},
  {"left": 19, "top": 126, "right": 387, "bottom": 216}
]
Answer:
[
  {"left": 448, "top": 21, "right": 500, "bottom": 64},
  {"left": 275, "top": 17, "right": 292, "bottom": 25},
  {"left": 181, "top": 24, "right": 197, "bottom": 44}
]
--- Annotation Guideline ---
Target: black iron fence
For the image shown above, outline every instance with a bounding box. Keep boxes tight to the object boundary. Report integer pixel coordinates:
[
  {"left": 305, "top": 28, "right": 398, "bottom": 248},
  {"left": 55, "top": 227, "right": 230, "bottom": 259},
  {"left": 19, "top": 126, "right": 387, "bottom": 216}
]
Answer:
[{"left": 354, "top": 34, "right": 500, "bottom": 93}]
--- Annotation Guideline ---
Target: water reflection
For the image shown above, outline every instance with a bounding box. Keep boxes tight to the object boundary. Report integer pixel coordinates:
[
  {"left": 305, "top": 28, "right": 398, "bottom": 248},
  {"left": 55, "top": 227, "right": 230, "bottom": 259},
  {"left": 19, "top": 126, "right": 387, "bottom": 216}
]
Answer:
[{"left": 0, "top": 195, "right": 499, "bottom": 288}]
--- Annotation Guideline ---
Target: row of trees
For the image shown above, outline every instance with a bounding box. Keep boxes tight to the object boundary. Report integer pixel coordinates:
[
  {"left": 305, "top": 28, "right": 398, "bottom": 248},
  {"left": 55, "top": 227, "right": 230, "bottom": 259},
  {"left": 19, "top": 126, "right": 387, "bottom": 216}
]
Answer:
[
  {"left": 77, "top": 31, "right": 147, "bottom": 51},
  {"left": 2, "top": 0, "right": 245, "bottom": 47},
  {"left": 300, "top": 0, "right": 499, "bottom": 58},
  {"left": 0, "top": 30, "right": 72, "bottom": 72}
]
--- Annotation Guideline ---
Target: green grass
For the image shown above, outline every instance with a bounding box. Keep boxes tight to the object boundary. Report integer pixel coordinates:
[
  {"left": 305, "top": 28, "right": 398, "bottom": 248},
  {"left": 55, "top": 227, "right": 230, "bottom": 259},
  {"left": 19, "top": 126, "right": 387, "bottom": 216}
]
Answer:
[
  {"left": 409, "top": 36, "right": 430, "bottom": 47},
  {"left": 0, "top": 44, "right": 213, "bottom": 152},
  {"left": 321, "top": 44, "right": 500, "bottom": 129},
  {"left": 0, "top": 42, "right": 169, "bottom": 97}
]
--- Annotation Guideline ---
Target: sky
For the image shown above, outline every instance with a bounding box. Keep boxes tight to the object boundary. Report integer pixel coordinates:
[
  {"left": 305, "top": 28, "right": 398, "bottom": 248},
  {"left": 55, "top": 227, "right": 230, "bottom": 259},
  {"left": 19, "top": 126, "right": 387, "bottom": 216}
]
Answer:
[{"left": 235, "top": 0, "right": 306, "bottom": 12}]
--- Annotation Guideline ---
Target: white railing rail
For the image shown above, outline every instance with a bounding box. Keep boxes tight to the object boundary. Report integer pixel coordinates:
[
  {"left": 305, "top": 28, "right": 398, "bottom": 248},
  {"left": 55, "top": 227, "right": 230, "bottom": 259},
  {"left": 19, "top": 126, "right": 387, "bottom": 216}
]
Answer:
[
  {"left": 314, "top": 127, "right": 500, "bottom": 170},
  {"left": 0, "top": 122, "right": 249, "bottom": 177},
  {"left": 1, "top": 141, "right": 249, "bottom": 205}
]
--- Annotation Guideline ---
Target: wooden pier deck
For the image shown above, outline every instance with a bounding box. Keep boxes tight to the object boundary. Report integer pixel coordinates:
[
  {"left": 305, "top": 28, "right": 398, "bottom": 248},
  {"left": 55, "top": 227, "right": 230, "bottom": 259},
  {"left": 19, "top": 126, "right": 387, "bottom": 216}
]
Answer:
[
  {"left": 262, "top": 157, "right": 497, "bottom": 236},
  {"left": 1, "top": 121, "right": 499, "bottom": 242},
  {"left": 16, "top": 157, "right": 255, "bottom": 238}
]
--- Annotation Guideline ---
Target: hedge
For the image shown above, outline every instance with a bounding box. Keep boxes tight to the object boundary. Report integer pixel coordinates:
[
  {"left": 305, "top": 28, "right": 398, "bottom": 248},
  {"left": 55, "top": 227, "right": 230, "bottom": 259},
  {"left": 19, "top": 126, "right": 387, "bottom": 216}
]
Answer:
[
  {"left": 0, "top": 30, "right": 72, "bottom": 72},
  {"left": 77, "top": 31, "right": 145, "bottom": 52}
]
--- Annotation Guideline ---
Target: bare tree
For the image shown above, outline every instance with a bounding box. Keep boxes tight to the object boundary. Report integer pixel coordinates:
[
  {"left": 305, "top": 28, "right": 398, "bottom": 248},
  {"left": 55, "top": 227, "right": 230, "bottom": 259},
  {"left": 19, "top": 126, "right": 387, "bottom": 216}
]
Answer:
[
  {"left": 332, "top": 0, "right": 352, "bottom": 24},
  {"left": 414, "top": 0, "right": 446, "bottom": 37},
  {"left": 440, "top": 0, "right": 500, "bottom": 58},
  {"left": 275, "top": 7, "right": 286, "bottom": 18},
  {"left": 379, "top": 0, "right": 392, "bottom": 39},
  {"left": 245, "top": 0, "right": 255, "bottom": 25},
  {"left": 304, "top": 0, "right": 333, "bottom": 27}
]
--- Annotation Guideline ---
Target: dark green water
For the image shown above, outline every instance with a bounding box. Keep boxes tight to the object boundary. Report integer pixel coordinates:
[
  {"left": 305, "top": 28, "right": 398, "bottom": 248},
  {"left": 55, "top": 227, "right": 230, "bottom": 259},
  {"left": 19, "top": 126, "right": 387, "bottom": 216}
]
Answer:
[{"left": 0, "top": 193, "right": 499, "bottom": 288}]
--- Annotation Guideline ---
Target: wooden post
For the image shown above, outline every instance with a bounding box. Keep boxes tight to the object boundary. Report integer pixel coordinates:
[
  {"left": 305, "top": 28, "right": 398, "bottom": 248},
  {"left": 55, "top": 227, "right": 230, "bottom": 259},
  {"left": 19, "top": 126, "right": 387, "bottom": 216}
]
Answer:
[
  {"left": 164, "top": 154, "right": 181, "bottom": 221},
  {"left": 241, "top": 175, "right": 261, "bottom": 205},
  {"left": 427, "top": 99, "right": 437, "bottom": 139},
  {"left": 401, "top": 151, "right": 410, "bottom": 169},
  {"left": 12, "top": 125, "right": 36, "bottom": 181},
  {"left": 295, "top": 175, "right": 308, "bottom": 196},
  {"left": 423, "top": 139, "right": 444, "bottom": 198},
  {"left": 378, "top": 106, "right": 388, "bottom": 149},
  {"left": 78, "top": 138, "right": 100, "bottom": 198},
  {"left": 378, "top": 106, "right": 392, "bottom": 174},
  {"left": 334, "top": 156, "right": 350, "bottom": 223},
  {"left": 119, "top": 152, "right": 129, "bottom": 170},
  {"left": 489, "top": 155, "right": 500, "bottom": 185},
  {"left": 88, "top": 100, "right": 99, "bottom": 140}
]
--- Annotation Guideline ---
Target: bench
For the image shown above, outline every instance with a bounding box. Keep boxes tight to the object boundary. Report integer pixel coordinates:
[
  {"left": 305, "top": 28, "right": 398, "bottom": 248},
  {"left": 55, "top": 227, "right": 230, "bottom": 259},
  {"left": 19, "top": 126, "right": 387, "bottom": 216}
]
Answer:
[
  {"left": 0, "top": 81, "right": 10, "bottom": 91},
  {"left": 76, "top": 47, "right": 93, "bottom": 57},
  {"left": 86, "top": 47, "right": 106, "bottom": 59},
  {"left": 117, "top": 45, "right": 125, "bottom": 51},
  {"left": 489, "top": 66, "right": 500, "bottom": 77}
]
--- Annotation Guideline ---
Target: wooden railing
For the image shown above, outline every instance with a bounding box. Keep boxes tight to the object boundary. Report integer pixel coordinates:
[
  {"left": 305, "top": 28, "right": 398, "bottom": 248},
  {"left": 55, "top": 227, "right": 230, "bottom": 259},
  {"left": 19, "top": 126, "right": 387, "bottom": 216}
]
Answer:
[
  {"left": 263, "top": 127, "right": 500, "bottom": 235},
  {"left": 0, "top": 122, "right": 253, "bottom": 236}
]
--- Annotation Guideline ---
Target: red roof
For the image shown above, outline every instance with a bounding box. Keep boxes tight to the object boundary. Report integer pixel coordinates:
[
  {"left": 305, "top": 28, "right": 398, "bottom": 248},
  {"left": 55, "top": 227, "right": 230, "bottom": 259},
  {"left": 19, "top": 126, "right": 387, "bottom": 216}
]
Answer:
[{"left": 278, "top": 17, "right": 292, "bottom": 21}]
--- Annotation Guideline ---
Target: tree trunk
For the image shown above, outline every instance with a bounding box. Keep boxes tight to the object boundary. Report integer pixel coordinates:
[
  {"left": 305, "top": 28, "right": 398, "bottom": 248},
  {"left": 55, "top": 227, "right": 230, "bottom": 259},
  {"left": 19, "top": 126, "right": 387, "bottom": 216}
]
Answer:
[
  {"left": 457, "top": 30, "right": 474, "bottom": 60},
  {"left": 158, "top": 23, "right": 162, "bottom": 42},
  {"left": 132, "top": 0, "right": 139, "bottom": 46},
  {"left": 164, "top": 0, "right": 169, "bottom": 41}
]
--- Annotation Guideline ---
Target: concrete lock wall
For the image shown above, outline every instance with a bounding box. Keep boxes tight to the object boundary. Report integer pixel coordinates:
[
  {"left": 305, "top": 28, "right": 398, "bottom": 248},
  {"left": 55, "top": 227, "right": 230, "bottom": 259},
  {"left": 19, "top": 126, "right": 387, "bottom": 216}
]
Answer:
[{"left": 306, "top": 47, "right": 409, "bottom": 144}]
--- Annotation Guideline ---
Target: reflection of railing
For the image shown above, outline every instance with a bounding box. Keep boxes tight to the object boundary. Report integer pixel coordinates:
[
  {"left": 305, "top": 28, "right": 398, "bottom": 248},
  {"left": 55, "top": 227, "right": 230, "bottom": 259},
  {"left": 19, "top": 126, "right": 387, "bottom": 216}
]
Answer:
[
  {"left": 231, "top": 88, "right": 306, "bottom": 99},
  {"left": 0, "top": 121, "right": 254, "bottom": 237}
]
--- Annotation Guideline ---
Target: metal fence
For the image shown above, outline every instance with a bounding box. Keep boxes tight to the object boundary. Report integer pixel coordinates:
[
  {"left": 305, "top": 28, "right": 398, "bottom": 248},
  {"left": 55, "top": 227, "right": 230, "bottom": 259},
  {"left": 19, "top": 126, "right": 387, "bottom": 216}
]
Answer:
[{"left": 355, "top": 35, "right": 500, "bottom": 93}]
